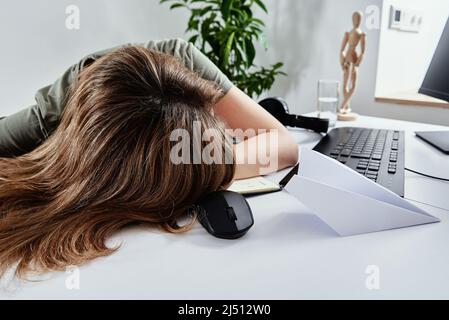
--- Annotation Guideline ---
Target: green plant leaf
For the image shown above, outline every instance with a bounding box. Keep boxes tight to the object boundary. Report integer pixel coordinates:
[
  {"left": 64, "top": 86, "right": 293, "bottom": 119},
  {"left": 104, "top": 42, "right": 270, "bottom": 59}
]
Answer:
[
  {"left": 249, "top": 17, "right": 265, "bottom": 27},
  {"left": 244, "top": 38, "right": 255, "bottom": 67},
  {"left": 187, "top": 17, "right": 199, "bottom": 31},
  {"left": 188, "top": 34, "right": 199, "bottom": 44},
  {"left": 233, "top": 7, "right": 248, "bottom": 22},
  {"left": 161, "top": 0, "right": 284, "bottom": 98},
  {"left": 221, "top": 0, "right": 234, "bottom": 21},
  {"left": 223, "top": 32, "right": 235, "bottom": 67},
  {"left": 253, "top": 0, "right": 268, "bottom": 13},
  {"left": 169, "top": 3, "right": 185, "bottom": 9}
]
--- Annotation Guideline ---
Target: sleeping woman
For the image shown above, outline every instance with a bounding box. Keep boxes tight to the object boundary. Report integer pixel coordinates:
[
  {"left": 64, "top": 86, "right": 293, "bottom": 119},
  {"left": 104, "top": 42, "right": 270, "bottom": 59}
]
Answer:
[{"left": 0, "top": 39, "right": 298, "bottom": 277}]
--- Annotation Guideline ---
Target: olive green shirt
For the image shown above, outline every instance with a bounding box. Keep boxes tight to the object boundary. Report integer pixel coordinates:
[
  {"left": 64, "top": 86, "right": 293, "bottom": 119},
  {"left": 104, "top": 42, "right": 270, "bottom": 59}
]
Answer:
[{"left": 0, "top": 38, "right": 233, "bottom": 157}]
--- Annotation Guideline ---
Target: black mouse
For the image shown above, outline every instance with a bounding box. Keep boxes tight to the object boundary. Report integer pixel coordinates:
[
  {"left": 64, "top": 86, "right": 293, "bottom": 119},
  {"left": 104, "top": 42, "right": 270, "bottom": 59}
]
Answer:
[{"left": 195, "top": 191, "right": 254, "bottom": 239}]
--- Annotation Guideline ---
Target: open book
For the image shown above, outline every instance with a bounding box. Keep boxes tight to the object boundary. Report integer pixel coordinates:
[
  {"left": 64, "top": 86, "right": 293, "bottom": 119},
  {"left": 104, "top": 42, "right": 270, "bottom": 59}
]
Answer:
[
  {"left": 228, "top": 177, "right": 281, "bottom": 195},
  {"left": 228, "top": 164, "right": 299, "bottom": 195}
]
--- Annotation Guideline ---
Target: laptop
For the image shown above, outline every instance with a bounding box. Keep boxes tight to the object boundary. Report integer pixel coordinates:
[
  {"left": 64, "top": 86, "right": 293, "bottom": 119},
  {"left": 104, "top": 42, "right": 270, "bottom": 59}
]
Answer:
[{"left": 415, "top": 131, "right": 449, "bottom": 155}]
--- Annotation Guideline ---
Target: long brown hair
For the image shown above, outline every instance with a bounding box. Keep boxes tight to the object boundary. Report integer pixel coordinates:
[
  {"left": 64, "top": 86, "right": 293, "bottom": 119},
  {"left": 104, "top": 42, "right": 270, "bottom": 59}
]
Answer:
[{"left": 0, "top": 46, "right": 235, "bottom": 278}]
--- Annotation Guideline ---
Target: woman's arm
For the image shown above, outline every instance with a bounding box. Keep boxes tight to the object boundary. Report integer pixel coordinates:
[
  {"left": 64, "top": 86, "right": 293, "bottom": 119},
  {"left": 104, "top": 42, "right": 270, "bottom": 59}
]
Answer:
[
  {"left": 214, "top": 86, "right": 299, "bottom": 180},
  {"left": 184, "top": 38, "right": 298, "bottom": 178}
]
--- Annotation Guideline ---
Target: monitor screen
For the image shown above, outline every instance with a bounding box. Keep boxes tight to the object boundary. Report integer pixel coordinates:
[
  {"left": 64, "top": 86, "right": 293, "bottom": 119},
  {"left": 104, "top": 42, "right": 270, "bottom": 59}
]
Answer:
[{"left": 419, "top": 17, "right": 449, "bottom": 102}]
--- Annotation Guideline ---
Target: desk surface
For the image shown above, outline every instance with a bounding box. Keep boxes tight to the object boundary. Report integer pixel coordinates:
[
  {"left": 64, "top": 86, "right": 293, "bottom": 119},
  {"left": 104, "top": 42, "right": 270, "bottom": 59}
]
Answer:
[{"left": 2, "top": 115, "right": 449, "bottom": 300}]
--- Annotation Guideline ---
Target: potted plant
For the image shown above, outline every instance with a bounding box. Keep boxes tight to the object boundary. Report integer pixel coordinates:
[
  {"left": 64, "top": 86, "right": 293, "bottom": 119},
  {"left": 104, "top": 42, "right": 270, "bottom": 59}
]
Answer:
[{"left": 160, "top": 0, "right": 285, "bottom": 98}]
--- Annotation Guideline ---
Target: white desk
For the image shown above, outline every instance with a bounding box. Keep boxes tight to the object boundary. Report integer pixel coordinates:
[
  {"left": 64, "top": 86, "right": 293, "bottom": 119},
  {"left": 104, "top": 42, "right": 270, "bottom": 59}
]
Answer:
[{"left": 2, "top": 115, "right": 449, "bottom": 300}]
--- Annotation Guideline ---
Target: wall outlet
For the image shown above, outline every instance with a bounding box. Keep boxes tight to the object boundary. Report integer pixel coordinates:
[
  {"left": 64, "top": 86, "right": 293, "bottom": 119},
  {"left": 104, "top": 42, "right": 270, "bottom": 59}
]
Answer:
[{"left": 389, "top": 6, "right": 423, "bottom": 33}]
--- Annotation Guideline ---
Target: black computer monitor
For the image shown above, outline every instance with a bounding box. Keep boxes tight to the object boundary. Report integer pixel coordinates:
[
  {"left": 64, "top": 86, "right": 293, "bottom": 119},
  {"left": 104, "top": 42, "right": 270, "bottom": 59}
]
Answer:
[{"left": 419, "top": 17, "right": 449, "bottom": 102}]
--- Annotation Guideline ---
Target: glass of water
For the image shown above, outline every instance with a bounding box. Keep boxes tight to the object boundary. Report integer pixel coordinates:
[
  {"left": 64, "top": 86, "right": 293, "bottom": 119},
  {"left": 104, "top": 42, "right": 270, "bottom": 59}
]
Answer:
[{"left": 317, "top": 80, "right": 339, "bottom": 127}]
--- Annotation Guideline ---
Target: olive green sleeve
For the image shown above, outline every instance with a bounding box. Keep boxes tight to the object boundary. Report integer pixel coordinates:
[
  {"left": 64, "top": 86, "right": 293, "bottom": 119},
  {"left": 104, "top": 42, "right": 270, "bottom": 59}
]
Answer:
[{"left": 0, "top": 106, "right": 48, "bottom": 157}]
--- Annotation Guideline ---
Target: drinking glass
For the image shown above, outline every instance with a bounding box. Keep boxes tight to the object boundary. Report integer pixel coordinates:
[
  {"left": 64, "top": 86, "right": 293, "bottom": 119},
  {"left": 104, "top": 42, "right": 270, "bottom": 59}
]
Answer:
[{"left": 317, "top": 80, "right": 340, "bottom": 127}]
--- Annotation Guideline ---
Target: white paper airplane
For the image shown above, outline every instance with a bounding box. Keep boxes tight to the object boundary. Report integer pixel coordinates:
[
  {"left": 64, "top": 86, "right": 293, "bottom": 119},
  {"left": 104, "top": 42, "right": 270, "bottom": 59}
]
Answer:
[{"left": 284, "top": 148, "right": 440, "bottom": 236}]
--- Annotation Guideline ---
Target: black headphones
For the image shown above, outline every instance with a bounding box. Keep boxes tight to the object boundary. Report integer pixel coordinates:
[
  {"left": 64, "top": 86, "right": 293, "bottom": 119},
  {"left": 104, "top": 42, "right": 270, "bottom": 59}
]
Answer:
[{"left": 259, "top": 97, "right": 329, "bottom": 133}]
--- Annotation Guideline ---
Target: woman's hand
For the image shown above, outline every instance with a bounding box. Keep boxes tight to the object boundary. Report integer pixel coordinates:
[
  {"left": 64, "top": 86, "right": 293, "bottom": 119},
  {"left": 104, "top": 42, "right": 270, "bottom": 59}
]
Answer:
[{"left": 214, "top": 86, "right": 299, "bottom": 180}]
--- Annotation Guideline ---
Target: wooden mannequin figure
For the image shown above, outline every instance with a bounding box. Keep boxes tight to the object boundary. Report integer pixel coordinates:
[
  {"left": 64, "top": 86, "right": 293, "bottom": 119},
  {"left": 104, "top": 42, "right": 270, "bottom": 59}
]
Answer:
[{"left": 338, "top": 11, "right": 366, "bottom": 121}]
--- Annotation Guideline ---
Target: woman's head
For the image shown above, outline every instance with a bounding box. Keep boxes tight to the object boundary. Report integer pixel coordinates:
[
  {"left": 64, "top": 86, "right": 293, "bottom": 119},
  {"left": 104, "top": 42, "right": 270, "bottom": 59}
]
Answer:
[{"left": 0, "top": 46, "right": 235, "bottom": 277}]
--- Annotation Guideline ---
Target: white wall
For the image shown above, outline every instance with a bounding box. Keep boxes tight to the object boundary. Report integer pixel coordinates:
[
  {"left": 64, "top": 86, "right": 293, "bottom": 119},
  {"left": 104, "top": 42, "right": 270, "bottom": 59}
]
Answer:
[
  {"left": 1, "top": 0, "right": 448, "bottom": 126},
  {"left": 375, "top": 0, "right": 449, "bottom": 96},
  {"left": 0, "top": 0, "right": 189, "bottom": 116}
]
